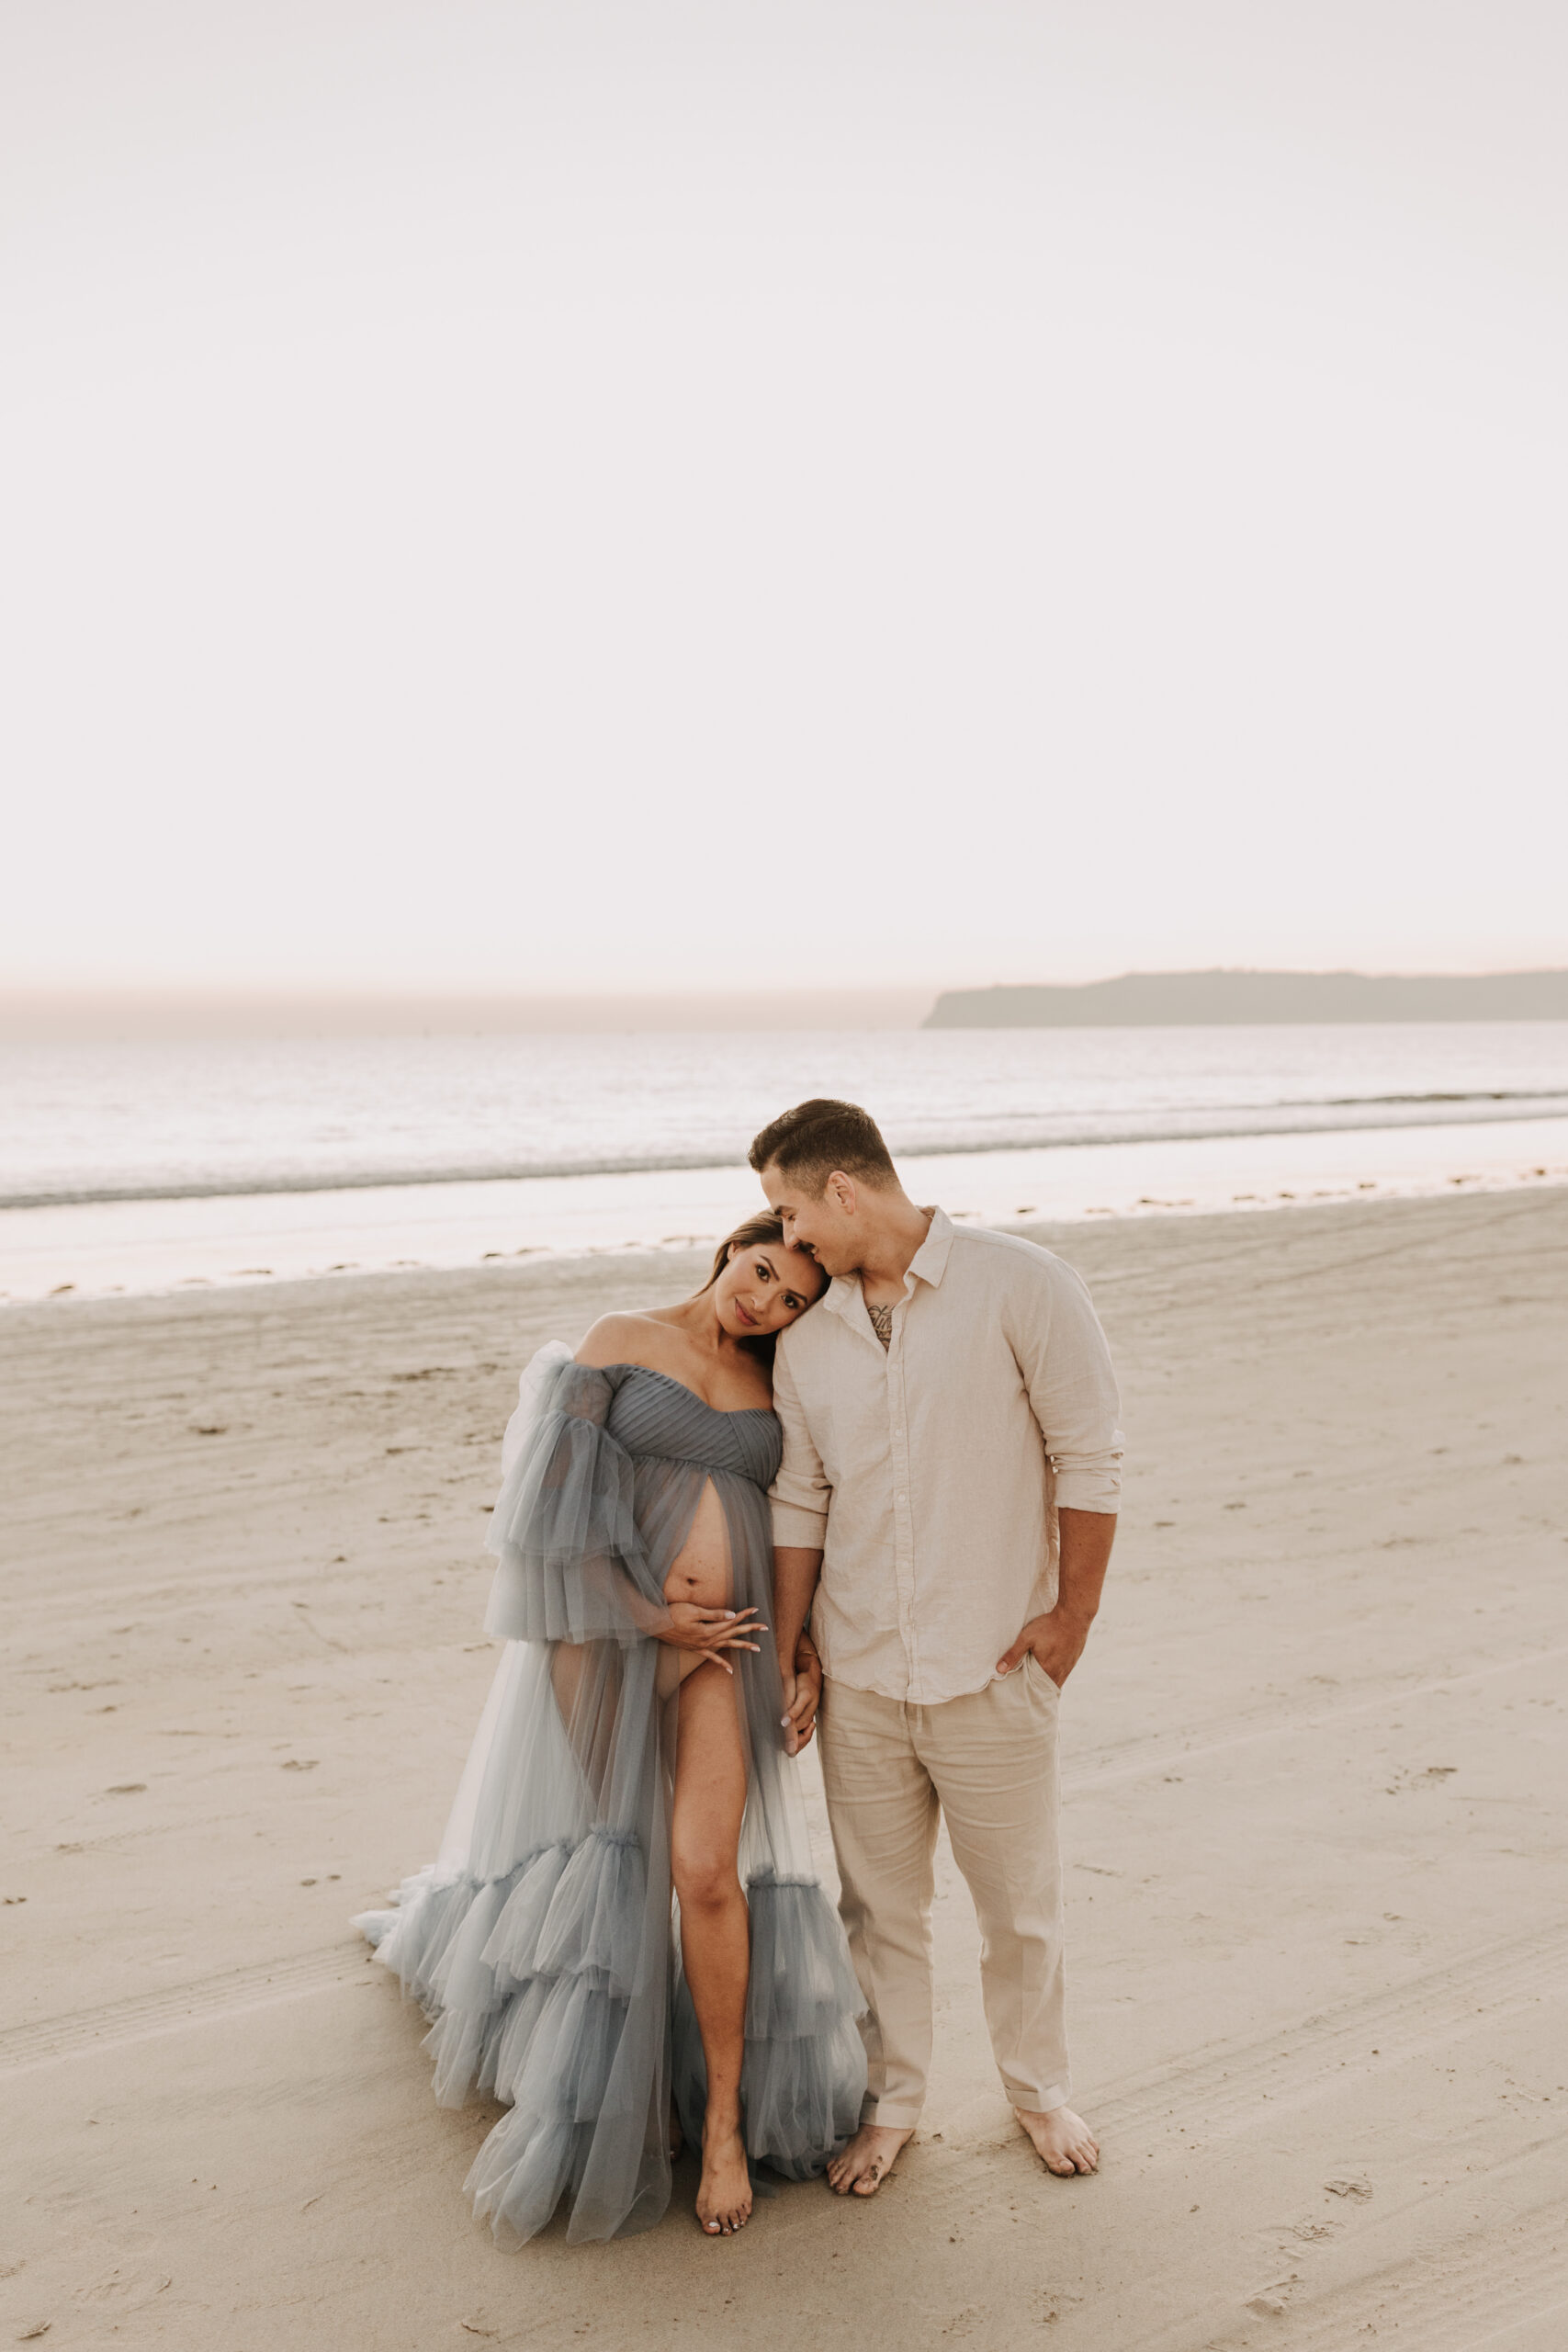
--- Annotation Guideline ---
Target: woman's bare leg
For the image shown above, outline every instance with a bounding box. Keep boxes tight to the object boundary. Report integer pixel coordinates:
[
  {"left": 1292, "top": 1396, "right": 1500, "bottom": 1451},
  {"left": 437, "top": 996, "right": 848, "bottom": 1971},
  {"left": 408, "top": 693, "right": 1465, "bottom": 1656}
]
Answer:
[{"left": 671, "top": 1657, "right": 751, "bottom": 2234}]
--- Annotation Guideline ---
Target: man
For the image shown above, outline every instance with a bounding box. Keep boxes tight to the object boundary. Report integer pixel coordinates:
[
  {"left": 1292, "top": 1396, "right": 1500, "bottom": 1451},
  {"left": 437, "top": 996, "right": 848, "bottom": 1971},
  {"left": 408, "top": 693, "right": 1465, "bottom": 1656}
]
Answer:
[{"left": 752, "top": 1098, "right": 1122, "bottom": 2195}]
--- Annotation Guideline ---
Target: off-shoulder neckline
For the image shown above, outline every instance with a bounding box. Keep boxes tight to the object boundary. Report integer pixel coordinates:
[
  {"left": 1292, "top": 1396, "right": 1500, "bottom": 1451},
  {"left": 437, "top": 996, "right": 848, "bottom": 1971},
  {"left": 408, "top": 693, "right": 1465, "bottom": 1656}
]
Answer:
[{"left": 596, "top": 1362, "right": 777, "bottom": 1419}]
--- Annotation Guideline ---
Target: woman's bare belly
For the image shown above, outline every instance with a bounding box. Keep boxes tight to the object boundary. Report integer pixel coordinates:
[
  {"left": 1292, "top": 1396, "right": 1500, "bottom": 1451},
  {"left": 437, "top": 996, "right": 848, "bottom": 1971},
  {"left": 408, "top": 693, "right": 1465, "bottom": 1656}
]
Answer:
[
  {"left": 663, "top": 1476, "right": 731, "bottom": 1612},
  {"left": 660, "top": 1478, "right": 733, "bottom": 1691}
]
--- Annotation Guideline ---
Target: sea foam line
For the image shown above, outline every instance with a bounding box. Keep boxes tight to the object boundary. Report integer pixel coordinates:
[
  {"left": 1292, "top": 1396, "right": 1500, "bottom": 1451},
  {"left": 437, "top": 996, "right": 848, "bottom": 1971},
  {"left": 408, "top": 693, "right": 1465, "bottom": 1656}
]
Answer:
[{"left": 6, "top": 1090, "right": 1568, "bottom": 1212}]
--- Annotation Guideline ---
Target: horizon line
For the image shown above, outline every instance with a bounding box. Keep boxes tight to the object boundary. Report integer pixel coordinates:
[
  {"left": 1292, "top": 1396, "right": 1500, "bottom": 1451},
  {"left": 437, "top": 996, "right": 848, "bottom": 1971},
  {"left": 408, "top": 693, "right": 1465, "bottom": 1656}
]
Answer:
[{"left": 4, "top": 966, "right": 1567, "bottom": 1041}]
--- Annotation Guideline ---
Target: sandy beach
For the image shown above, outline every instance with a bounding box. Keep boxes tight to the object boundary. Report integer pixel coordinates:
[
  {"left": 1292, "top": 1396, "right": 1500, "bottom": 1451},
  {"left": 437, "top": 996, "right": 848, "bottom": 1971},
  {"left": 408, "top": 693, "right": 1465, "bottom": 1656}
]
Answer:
[{"left": 3, "top": 1184, "right": 1564, "bottom": 2351}]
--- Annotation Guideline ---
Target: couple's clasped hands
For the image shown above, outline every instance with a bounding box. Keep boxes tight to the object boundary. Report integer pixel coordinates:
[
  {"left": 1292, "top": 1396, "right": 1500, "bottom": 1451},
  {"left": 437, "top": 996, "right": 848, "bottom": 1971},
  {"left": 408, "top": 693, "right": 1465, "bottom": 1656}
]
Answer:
[{"left": 779, "top": 1633, "right": 821, "bottom": 1756}]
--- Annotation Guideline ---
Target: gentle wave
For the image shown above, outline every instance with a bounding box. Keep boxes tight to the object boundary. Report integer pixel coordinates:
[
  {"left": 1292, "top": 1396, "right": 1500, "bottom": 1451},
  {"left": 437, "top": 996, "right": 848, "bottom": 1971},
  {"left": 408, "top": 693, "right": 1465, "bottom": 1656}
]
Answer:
[{"left": 7, "top": 1088, "right": 1566, "bottom": 1212}]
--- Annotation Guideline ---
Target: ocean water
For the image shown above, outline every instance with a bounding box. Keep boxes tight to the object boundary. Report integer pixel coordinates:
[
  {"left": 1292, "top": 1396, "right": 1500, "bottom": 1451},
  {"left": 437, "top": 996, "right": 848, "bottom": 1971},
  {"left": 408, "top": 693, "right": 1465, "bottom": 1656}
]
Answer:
[
  {"left": 6, "top": 1023, "right": 1568, "bottom": 1205},
  {"left": 4, "top": 1023, "right": 1567, "bottom": 1301}
]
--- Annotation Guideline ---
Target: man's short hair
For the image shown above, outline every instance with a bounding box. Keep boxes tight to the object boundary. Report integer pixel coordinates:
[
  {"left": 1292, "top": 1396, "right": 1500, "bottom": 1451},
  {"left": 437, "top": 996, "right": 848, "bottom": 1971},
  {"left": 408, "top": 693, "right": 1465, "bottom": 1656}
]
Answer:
[{"left": 747, "top": 1099, "right": 897, "bottom": 1194}]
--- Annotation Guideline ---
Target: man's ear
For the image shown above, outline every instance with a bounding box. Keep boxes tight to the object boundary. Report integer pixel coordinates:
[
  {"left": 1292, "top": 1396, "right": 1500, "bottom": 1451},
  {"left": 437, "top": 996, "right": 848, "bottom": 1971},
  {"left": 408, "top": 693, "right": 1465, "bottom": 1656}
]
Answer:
[{"left": 827, "top": 1170, "right": 857, "bottom": 1216}]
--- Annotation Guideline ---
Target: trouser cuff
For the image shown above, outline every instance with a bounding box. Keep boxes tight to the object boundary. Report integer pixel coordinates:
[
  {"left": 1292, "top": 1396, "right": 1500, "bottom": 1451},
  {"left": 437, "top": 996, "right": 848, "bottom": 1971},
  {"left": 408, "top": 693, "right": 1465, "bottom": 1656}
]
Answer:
[
  {"left": 1008, "top": 2080, "right": 1071, "bottom": 2115},
  {"left": 862, "top": 2099, "right": 925, "bottom": 2130}
]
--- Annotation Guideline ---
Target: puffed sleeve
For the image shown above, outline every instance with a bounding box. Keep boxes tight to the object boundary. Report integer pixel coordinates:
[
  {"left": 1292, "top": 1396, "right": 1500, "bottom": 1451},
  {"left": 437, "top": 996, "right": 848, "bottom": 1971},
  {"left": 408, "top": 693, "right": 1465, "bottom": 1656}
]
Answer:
[{"left": 483, "top": 1349, "right": 667, "bottom": 1643}]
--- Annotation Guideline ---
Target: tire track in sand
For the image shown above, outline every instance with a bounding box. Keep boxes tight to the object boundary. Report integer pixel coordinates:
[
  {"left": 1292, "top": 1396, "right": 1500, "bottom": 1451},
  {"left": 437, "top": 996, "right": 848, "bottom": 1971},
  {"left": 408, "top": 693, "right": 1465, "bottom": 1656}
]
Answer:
[
  {"left": 1066, "top": 1638, "right": 1568, "bottom": 1798},
  {"left": 0, "top": 1941, "right": 371, "bottom": 2076},
  {"left": 1224, "top": 2199, "right": 1568, "bottom": 2352},
  {"left": 1092, "top": 1918, "right": 1568, "bottom": 2150}
]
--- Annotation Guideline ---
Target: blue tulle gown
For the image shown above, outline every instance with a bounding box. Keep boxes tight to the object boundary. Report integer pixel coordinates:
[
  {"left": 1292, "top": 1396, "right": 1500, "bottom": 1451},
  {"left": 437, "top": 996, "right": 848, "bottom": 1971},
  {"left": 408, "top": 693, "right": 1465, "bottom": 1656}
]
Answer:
[{"left": 355, "top": 1343, "right": 866, "bottom": 2244}]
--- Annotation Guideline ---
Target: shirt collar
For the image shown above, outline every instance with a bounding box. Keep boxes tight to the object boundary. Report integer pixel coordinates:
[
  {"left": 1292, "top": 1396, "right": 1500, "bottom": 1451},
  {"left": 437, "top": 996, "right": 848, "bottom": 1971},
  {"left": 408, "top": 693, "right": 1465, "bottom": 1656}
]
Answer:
[
  {"left": 822, "top": 1204, "right": 953, "bottom": 1316},
  {"left": 905, "top": 1204, "right": 953, "bottom": 1291}
]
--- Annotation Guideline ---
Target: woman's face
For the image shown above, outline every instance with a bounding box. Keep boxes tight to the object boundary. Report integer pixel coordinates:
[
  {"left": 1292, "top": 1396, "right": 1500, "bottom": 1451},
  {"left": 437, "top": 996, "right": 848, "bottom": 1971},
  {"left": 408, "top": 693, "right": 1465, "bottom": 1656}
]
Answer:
[{"left": 714, "top": 1238, "right": 827, "bottom": 1340}]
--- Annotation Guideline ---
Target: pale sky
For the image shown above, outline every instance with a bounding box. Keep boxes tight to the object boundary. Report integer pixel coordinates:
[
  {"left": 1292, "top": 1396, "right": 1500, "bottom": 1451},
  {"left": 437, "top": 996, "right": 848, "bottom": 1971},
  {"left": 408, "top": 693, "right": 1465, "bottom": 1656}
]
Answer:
[{"left": 5, "top": 1, "right": 1566, "bottom": 998}]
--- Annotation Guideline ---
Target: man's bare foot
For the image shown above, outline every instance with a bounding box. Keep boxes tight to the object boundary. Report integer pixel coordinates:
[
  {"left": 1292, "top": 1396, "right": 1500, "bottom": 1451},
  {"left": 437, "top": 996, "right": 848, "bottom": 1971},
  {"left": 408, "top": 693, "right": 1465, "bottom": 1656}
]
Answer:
[
  {"left": 695, "top": 2117, "right": 752, "bottom": 2235},
  {"left": 826, "top": 2122, "right": 913, "bottom": 2198},
  {"left": 1017, "top": 2104, "right": 1099, "bottom": 2177}
]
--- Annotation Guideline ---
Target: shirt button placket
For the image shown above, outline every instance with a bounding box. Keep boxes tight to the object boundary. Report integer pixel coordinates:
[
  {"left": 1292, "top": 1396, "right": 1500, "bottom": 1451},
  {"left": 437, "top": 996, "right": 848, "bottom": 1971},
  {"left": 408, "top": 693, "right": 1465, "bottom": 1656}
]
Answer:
[{"left": 889, "top": 1306, "right": 917, "bottom": 1699}]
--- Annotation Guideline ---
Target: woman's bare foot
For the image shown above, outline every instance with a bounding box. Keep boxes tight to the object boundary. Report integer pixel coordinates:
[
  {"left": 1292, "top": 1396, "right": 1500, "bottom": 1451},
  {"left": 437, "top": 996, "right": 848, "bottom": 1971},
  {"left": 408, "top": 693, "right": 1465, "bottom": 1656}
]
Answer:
[
  {"left": 695, "top": 2116, "right": 752, "bottom": 2234},
  {"left": 1016, "top": 2104, "right": 1099, "bottom": 2176},
  {"left": 826, "top": 2122, "right": 913, "bottom": 2197}
]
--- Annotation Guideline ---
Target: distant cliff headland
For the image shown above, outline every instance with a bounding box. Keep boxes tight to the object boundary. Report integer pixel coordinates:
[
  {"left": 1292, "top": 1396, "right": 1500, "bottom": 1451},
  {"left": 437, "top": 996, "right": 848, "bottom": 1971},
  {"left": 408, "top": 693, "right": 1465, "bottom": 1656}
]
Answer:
[{"left": 924, "top": 970, "right": 1568, "bottom": 1028}]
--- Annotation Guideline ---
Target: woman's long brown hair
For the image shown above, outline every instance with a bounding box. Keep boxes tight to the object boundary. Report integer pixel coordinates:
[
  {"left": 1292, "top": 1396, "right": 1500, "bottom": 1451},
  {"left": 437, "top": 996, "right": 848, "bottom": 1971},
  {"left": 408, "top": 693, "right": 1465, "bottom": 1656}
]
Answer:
[{"left": 693, "top": 1212, "right": 827, "bottom": 1363}]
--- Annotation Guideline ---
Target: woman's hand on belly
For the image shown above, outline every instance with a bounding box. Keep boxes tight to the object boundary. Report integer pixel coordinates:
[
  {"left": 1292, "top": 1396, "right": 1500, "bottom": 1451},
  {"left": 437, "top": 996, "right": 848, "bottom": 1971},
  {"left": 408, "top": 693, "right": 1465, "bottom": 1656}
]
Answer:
[{"left": 657, "top": 1601, "right": 768, "bottom": 1677}]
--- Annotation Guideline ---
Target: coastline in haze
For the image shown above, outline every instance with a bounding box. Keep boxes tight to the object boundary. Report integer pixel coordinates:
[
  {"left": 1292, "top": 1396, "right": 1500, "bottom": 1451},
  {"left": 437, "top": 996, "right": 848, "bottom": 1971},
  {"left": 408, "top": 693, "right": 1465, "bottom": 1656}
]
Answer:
[{"left": 927, "top": 969, "right": 1568, "bottom": 1026}]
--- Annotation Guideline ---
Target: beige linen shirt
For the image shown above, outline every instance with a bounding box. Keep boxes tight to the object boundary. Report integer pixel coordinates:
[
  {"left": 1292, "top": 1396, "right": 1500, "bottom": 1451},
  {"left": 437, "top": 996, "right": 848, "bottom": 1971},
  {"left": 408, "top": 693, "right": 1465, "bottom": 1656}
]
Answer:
[{"left": 769, "top": 1208, "right": 1122, "bottom": 1705}]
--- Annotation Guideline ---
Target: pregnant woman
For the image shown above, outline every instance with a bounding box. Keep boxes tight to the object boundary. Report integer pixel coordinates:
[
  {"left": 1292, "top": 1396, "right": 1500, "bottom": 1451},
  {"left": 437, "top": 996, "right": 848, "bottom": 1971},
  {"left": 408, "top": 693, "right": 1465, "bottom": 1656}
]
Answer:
[{"left": 357, "top": 1215, "right": 865, "bottom": 2243}]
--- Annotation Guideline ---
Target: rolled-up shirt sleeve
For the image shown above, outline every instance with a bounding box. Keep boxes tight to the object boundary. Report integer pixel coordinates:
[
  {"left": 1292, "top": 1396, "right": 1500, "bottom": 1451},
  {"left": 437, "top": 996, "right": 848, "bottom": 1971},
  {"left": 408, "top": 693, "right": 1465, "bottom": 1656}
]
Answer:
[
  {"left": 769, "top": 1337, "right": 832, "bottom": 1546},
  {"left": 1011, "top": 1259, "right": 1124, "bottom": 1513}
]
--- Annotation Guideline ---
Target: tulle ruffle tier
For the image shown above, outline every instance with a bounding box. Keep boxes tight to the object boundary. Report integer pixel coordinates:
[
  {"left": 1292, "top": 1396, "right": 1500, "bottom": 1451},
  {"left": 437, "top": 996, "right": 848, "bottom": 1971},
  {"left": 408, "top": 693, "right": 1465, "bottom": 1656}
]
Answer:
[{"left": 358, "top": 1844, "right": 866, "bottom": 2234}]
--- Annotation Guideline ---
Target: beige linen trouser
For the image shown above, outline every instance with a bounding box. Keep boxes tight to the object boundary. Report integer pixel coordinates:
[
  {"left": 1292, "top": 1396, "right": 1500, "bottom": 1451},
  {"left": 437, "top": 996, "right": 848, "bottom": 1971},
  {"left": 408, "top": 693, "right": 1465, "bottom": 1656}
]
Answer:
[{"left": 818, "top": 1661, "right": 1068, "bottom": 2130}]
